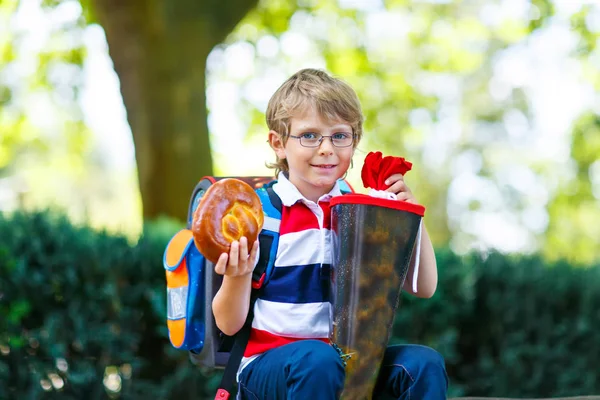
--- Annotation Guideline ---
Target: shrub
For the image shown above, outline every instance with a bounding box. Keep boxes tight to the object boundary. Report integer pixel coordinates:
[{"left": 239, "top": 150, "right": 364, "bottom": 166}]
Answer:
[
  {"left": 394, "top": 250, "right": 600, "bottom": 397},
  {"left": 0, "top": 211, "right": 218, "bottom": 400}
]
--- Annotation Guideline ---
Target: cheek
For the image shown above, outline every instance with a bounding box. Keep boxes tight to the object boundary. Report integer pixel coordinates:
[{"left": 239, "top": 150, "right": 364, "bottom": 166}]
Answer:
[
  {"left": 339, "top": 151, "right": 353, "bottom": 165},
  {"left": 286, "top": 147, "right": 313, "bottom": 163}
]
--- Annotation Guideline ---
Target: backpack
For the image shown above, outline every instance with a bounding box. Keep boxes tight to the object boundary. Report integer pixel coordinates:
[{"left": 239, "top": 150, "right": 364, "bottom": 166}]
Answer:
[{"left": 163, "top": 176, "right": 354, "bottom": 399}]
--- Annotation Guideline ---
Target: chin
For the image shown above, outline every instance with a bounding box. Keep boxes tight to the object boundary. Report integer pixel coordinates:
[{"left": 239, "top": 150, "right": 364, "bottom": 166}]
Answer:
[{"left": 312, "top": 176, "right": 339, "bottom": 187}]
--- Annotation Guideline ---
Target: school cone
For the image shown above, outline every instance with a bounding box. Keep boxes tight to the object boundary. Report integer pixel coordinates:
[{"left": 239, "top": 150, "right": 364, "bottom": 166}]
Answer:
[{"left": 330, "top": 194, "right": 425, "bottom": 400}]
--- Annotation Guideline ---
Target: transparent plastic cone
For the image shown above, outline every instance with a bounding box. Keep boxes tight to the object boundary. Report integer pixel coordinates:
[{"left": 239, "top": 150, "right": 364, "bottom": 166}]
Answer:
[{"left": 330, "top": 194, "right": 424, "bottom": 400}]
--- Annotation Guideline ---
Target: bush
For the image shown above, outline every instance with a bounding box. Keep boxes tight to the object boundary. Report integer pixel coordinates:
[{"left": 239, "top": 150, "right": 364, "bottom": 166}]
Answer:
[
  {"left": 393, "top": 250, "right": 600, "bottom": 397},
  {"left": 0, "top": 211, "right": 219, "bottom": 400},
  {"left": 1, "top": 210, "right": 599, "bottom": 398}
]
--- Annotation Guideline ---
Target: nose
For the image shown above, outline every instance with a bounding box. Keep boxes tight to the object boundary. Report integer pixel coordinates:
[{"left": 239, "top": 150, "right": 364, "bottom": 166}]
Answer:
[{"left": 319, "top": 136, "right": 335, "bottom": 155}]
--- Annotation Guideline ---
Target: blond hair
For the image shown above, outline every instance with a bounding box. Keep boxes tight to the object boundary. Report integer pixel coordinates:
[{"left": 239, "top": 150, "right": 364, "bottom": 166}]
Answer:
[{"left": 265, "top": 68, "right": 364, "bottom": 176}]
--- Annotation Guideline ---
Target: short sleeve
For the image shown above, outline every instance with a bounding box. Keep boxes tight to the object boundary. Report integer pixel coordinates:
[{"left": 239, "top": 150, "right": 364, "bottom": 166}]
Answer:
[{"left": 411, "top": 221, "right": 423, "bottom": 293}]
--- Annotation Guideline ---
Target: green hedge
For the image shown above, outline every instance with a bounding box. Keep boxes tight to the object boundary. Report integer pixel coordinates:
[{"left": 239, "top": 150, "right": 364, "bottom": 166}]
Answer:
[
  {"left": 393, "top": 251, "right": 600, "bottom": 397},
  {"left": 1, "top": 210, "right": 599, "bottom": 399},
  {"left": 0, "top": 211, "right": 220, "bottom": 400}
]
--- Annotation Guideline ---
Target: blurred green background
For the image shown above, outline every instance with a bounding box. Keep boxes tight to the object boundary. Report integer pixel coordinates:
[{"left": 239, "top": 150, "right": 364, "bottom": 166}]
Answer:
[{"left": 1, "top": 0, "right": 599, "bottom": 398}]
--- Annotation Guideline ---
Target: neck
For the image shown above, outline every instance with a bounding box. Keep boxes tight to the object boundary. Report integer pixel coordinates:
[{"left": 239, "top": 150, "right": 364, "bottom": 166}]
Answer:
[
  {"left": 289, "top": 177, "right": 335, "bottom": 203},
  {"left": 302, "top": 188, "right": 331, "bottom": 203}
]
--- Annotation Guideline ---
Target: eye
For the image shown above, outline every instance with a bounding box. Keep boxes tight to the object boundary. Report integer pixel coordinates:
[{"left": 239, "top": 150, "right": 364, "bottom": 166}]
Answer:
[
  {"left": 301, "top": 132, "right": 318, "bottom": 140},
  {"left": 332, "top": 132, "right": 351, "bottom": 140}
]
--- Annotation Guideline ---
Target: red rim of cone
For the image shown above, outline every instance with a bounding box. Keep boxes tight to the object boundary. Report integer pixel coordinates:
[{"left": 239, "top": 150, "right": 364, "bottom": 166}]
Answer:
[{"left": 331, "top": 193, "right": 425, "bottom": 216}]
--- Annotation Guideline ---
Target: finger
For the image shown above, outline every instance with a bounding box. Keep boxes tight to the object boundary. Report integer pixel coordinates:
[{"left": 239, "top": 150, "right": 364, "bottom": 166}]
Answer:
[
  {"left": 396, "top": 191, "right": 415, "bottom": 202},
  {"left": 384, "top": 174, "right": 404, "bottom": 187},
  {"left": 396, "top": 191, "right": 410, "bottom": 201},
  {"left": 249, "top": 240, "right": 259, "bottom": 264},
  {"left": 247, "top": 240, "right": 260, "bottom": 273},
  {"left": 239, "top": 236, "right": 249, "bottom": 260},
  {"left": 386, "top": 180, "right": 407, "bottom": 193},
  {"left": 229, "top": 240, "right": 239, "bottom": 263},
  {"left": 237, "top": 237, "right": 250, "bottom": 273},
  {"left": 214, "top": 253, "right": 228, "bottom": 275},
  {"left": 228, "top": 241, "right": 239, "bottom": 274}
]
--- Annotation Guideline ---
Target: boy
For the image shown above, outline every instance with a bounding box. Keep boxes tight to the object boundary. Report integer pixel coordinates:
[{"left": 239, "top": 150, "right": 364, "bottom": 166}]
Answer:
[{"left": 212, "top": 69, "right": 448, "bottom": 399}]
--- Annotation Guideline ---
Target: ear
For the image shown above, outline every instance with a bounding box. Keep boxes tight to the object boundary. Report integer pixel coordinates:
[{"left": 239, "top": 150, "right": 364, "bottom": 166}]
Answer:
[{"left": 268, "top": 130, "right": 286, "bottom": 160}]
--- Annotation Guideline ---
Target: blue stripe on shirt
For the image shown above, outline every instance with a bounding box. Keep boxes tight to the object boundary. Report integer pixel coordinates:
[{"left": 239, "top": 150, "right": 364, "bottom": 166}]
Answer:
[{"left": 261, "top": 263, "right": 331, "bottom": 304}]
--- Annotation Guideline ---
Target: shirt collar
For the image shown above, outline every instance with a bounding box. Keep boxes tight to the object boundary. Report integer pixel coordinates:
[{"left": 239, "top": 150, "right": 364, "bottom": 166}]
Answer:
[{"left": 272, "top": 172, "right": 343, "bottom": 207}]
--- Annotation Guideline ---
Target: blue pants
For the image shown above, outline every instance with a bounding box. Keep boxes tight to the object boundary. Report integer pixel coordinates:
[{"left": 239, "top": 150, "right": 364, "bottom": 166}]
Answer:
[{"left": 238, "top": 340, "right": 448, "bottom": 399}]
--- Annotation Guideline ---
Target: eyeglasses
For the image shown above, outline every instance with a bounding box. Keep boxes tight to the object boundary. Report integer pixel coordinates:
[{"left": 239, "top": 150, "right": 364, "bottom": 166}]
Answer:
[{"left": 289, "top": 132, "right": 355, "bottom": 148}]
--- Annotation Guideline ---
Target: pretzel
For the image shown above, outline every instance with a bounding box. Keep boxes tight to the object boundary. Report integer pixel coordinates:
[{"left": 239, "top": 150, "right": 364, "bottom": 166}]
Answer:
[{"left": 192, "top": 178, "right": 264, "bottom": 264}]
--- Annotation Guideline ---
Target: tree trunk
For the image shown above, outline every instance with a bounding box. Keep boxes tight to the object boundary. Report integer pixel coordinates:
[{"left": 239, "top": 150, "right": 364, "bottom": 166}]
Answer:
[{"left": 89, "top": 0, "right": 258, "bottom": 222}]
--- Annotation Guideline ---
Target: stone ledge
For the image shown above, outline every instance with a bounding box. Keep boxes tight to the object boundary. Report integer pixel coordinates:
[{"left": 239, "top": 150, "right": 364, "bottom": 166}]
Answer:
[{"left": 450, "top": 397, "right": 600, "bottom": 400}]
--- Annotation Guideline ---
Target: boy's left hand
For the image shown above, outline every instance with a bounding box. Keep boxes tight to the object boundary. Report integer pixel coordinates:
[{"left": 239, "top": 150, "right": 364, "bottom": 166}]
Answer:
[{"left": 384, "top": 174, "right": 416, "bottom": 203}]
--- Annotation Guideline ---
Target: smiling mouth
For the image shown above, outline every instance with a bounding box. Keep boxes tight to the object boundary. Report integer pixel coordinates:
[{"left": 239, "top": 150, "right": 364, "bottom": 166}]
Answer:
[{"left": 311, "top": 164, "right": 336, "bottom": 169}]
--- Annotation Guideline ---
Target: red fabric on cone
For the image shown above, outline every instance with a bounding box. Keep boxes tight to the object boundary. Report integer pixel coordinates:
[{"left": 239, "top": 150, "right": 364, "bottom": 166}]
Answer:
[{"left": 361, "top": 151, "right": 413, "bottom": 190}]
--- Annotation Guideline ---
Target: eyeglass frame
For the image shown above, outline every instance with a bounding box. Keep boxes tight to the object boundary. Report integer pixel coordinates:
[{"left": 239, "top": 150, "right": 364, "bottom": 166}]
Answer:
[{"left": 288, "top": 132, "right": 356, "bottom": 148}]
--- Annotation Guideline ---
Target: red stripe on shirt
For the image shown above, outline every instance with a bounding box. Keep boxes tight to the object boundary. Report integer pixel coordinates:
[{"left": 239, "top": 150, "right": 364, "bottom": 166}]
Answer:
[
  {"left": 279, "top": 203, "right": 319, "bottom": 235},
  {"left": 244, "top": 328, "right": 330, "bottom": 358},
  {"left": 319, "top": 202, "right": 332, "bottom": 230}
]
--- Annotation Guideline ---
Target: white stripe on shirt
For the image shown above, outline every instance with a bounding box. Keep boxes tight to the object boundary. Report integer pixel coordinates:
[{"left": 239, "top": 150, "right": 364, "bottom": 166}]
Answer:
[
  {"left": 252, "top": 299, "right": 331, "bottom": 338},
  {"left": 276, "top": 229, "right": 332, "bottom": 267}
]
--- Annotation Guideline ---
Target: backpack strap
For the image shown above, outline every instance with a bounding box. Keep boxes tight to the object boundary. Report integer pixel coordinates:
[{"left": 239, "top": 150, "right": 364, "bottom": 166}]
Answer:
[
  {"left": 215, "top": 294, "right": 257, "bottom": 400},
  {"left": 338, "top": 178, "right": 354, "bottom": 194},
  {"left": 252, "top": 184, "right": 282, "bottom": 289},
  {"left": 215, "top": 182, "right": 282, "bottom": 400}
]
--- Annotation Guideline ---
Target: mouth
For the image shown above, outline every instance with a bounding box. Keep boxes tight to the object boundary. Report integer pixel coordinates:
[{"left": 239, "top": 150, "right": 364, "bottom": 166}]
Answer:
[{"left": 311, "top": 164, "right": 337, "bottom": 169}]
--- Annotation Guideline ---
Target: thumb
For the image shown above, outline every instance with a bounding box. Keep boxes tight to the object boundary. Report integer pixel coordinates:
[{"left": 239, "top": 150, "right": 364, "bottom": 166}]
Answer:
[{"left": 214, "top": 253, "right": 228, "bottom": 275}]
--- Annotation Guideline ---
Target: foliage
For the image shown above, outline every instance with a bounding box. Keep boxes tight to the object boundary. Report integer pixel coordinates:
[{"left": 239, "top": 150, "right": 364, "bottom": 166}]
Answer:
[
  {"left": 1, "top": 0, "right": 599, "bottom": 262},
  {"left": 544, "top": 113, "right": 600, "bottom": 264},
  {"left": 0, "top": 210, "right": 219, "bottom": 400},
  {"left": 0, "top": 0, "right": 117, "bottom": 229},
  {"left": 1, "top": 210, "right": 600, "bottom": 398},
  {"left": 211, "top": 0, "right": 600, "bottom": 263},
  {"left": 394, "top": 249, "right": 600, "bottom": 397}
]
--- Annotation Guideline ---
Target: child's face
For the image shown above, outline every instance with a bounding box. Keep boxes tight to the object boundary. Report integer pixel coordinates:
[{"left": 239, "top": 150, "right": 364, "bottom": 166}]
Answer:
[{"left": 272, "top": 107, "right": 354, "bottom": 201}]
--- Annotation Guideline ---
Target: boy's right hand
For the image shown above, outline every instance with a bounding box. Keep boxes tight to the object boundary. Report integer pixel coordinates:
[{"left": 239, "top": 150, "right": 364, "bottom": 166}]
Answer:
[{"left": 214, "top": 236, "right": 259, "bottom": 278}]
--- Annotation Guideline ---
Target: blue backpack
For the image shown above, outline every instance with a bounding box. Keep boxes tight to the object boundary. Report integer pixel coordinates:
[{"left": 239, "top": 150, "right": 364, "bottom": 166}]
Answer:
[{"left": 163, "top": 176, "right": 353, "bottom": 399}]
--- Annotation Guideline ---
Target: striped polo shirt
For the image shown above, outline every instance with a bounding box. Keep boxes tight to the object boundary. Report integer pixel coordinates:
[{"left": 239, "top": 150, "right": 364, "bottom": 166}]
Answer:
[{"left": 239, "top": 173, "right": 341, "bottom": 371}]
